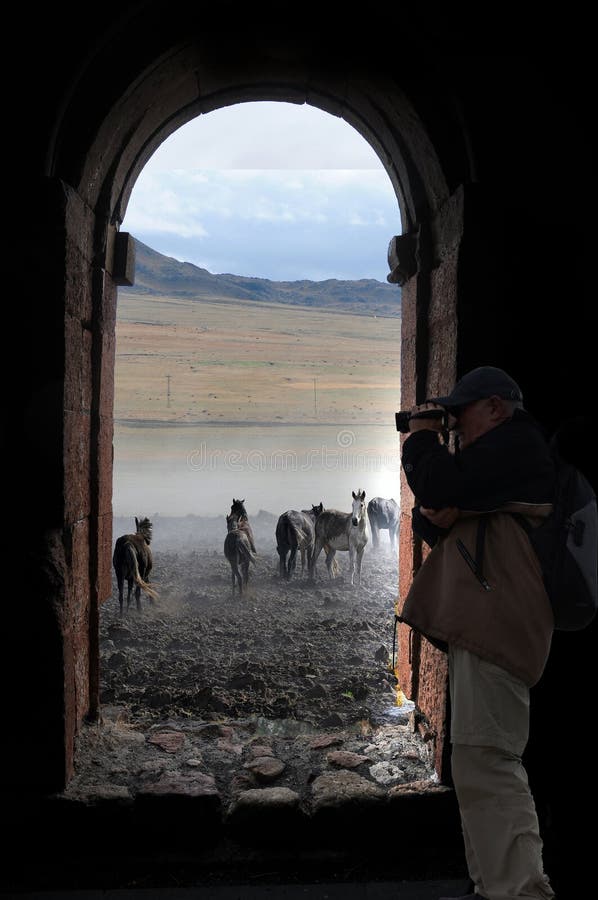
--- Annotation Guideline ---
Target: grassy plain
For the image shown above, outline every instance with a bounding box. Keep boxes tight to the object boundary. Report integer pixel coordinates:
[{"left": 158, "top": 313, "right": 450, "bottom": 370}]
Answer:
[{"left": 115, "top": 292, "right": 401, "bottom": 427}]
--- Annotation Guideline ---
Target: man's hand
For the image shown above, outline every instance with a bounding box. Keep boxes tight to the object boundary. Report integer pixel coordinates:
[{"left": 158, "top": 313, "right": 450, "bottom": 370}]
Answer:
[
  {"left": 408, "top": 402, "right": 445, "bottom": 433},
  {"left": 419, "top": 506, "right": 459, "bottom": 529}
]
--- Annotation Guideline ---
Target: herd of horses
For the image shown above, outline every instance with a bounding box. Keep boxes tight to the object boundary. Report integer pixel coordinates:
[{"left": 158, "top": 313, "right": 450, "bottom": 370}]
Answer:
[{"left": 112, "top": 493, "right": 400, "bottom": 611}]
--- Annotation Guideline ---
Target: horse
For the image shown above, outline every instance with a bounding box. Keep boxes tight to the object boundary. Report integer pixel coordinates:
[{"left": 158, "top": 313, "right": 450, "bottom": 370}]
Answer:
[
  {"left": 310, "top": 489, "right": 368, "bottom": 586},
  {"left": 224, "top": 512, "right": 256, "bottom": 598},
  {"left": 367, "top": 496, "right": 400, "bottom": 551},
  {"left": 276, "top": 503, "right": 323, "bottom": 580},
  {"left": 112, "top": 516, "right": 158, "bottom": 615},
  {"left": 230, "top": 498, "right": 257, "bottom": 554}
]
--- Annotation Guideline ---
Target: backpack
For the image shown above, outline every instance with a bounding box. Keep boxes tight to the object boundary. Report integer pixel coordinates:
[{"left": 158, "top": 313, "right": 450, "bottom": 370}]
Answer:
[{"left": 512, "top": 446, "right": 598, "bottom": 631}]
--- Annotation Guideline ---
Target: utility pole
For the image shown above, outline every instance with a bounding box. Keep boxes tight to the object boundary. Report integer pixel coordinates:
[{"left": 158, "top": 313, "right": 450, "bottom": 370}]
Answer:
[
  {"left": 314, "top": 378, "right": 317, "bottom": 418},
  {"left": 166, "top": 374, "right": 171, "bottom": 408}
]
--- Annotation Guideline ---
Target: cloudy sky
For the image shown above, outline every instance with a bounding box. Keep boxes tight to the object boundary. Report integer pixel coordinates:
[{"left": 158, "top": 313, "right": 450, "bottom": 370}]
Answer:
[{"left": 121, "top": 101, "right": 402, "bottom": 282}]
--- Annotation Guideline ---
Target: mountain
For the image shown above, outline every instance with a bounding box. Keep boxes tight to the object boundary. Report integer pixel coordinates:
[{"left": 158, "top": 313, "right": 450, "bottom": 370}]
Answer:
[{"left": 120, "top": 239, "right": 401, "bottom": 317}]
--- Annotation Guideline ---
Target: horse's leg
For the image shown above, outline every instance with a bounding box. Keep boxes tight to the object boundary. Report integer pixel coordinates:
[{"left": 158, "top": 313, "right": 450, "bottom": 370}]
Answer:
[
  {"left": 305, "top": 541, "right": 314, "bottom": 577},
  {"left": 278, "top": 547, "right": 286, "bottom": 579},
  {"left": 233, "top": 553, "right": 244, "bottom": 597},
  {"left": 371, "top": 522, "right": 379, "bottom": 550},
  {"left": 310, "top": 539, "right": 323, "bottom": 580},
  {"left": 355, "top": 547, "right": 365, "bottom": 586},
  {"left": 348, "top": 545, "right": 356, "bottom": 585},
  {"left": 117, "top": 574, "right": 124, "bottom": 616},
  {"left": 326, "top": 548, "right": 337, "bottom": 580},
  {"left": 288, "top": 545, "right": 297, "bottom": 580},
  {"left": 126, "top": 577, "right": 134, "bottom": 611}
]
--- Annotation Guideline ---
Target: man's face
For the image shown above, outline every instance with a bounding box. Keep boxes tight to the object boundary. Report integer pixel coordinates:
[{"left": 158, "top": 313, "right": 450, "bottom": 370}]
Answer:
[{"left": 450, "top": 397, "right": 503, "bottom": 449}]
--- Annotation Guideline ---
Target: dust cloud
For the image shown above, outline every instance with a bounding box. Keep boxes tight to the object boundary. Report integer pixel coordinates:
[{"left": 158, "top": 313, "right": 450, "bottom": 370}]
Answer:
[{"left": 112, "top": 422, "right": 402, "bottom": 519}]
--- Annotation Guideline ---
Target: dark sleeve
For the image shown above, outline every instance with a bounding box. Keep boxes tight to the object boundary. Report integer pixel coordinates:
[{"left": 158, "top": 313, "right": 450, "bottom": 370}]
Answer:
[
  {"left": 401, "top": 416, "right": 555, "bottom": 509},
  {"left": 411, "top": 505, "right": 447, "bottom": 548},
  {"left": 401, "top": 431, "right": 463, "bottom": 508}
]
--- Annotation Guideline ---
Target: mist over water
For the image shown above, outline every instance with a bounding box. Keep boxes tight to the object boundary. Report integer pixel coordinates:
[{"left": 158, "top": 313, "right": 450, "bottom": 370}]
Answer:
[{"left": 112, "top": 422, "right": 401, "bottom": 518}]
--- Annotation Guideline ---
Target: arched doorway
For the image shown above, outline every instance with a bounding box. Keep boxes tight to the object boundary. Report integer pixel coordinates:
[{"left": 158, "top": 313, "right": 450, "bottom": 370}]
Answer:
[{"left": 34, "top": 36, "right": 462, "bottom": 793}]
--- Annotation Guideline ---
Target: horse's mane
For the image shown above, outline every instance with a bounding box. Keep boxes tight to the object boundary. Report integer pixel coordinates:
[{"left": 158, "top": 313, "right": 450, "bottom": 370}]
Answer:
[{"left": 135, "top": 517, "right": 153, "bottom": 543}]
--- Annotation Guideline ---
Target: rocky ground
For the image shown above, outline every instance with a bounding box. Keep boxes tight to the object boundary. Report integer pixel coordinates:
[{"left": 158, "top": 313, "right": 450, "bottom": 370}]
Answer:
[{"left": 65, "top": 515, "right": 440, "bottom": 819}]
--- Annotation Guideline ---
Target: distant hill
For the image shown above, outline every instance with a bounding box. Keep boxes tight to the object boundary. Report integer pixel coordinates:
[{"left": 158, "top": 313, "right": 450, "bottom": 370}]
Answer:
[{"left": 120, "top": 239, "right": 401, "bottom": 317}]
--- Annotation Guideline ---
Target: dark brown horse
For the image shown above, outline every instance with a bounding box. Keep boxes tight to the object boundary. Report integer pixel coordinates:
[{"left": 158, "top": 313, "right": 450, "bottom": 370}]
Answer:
[
  {"left": 230, "top": 498, "right": 257, "bottom": 554},
  {"left": 224, "top": 513, "right": 256, "bottom": 598},
  {"left": 112, "top": 516, "right": 158, "bottom": 615},
  {"left": 275, "top": 503, "right": 323, "bottom": 580}
]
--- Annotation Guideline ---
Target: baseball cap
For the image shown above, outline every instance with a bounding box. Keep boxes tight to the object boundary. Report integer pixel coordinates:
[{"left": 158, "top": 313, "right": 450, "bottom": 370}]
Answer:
[{"left": 428, "top": 366, "right": 524, "bottom": 410}]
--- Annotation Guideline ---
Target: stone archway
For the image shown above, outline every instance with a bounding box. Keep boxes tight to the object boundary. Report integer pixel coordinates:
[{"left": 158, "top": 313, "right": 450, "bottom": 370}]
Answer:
[{"left": 21, "top": 27, "right": 472, "bottom": 794}]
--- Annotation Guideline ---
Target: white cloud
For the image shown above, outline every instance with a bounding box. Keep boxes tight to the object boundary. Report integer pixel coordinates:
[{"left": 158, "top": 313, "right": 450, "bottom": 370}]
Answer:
[
  {"left": 121, "top": 104, "right": 402, "bottom": 282},
  {"left": 143, "top": 102, "right": 385, "bottom": 171}
]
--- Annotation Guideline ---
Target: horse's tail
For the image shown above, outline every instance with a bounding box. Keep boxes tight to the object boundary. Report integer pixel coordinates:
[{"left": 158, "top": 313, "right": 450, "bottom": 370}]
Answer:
[
  {"left": 125, "top": 542, "right": 159, "bottom": 600},
  {"left": 229, "top": 530, "right": 256, "bottom": 564},
  {"left": 238, "top": 517, "right": 257, "bottom": 554},
  {"left": 276, "top": 517, "right": 295, "bottom": 553},
  {"left": 244, "top": 540, "right": 258, "bottom": 566},
  {"left": 287, "top": 519, "right": 303, "bottom": 550}
]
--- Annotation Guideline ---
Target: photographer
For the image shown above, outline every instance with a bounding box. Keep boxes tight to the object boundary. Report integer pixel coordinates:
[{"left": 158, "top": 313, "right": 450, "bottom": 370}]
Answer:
[{"left": 399, "top": 366, "right": 556, "bottom": 900}]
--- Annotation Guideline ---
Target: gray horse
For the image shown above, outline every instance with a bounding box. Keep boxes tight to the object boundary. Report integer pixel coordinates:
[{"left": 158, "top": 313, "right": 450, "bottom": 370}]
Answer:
[
  {"left": 367, "top": 496, "right": 400, "bottom": 551},
  {"left": 224, "top": 513, "right": 256, "bottom": 598}
]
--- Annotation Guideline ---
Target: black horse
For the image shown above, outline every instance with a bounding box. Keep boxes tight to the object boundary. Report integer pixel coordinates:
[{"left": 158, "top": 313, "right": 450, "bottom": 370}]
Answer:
[
  {"left": 276, "top": 503, "right": 323, "bottom": 580},
  {"left": 112, "top": 516, "right": 158, "bottom": 614},
  {"left": 367, "top": 497, "right": 400, "bottom": 551}
]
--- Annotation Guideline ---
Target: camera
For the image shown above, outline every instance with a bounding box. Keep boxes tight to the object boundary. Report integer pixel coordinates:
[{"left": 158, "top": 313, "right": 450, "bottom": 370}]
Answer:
[{"left": 395, "top": 408, "right": 446, "bottom": 433}]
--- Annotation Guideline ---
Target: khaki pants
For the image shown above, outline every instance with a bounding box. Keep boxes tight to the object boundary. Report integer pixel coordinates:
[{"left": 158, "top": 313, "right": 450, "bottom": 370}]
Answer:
[{"left": 448, "top": 646, "right": 555, "bottom": 900}]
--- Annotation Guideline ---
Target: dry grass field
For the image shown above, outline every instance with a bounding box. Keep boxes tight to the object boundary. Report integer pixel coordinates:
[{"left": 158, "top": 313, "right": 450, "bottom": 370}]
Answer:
[
  {"left": 113, "top": 292, "right": 402, "bottom": 516},
  {"left": 115, "top": 292, "right": 401, "bottom": 426}
]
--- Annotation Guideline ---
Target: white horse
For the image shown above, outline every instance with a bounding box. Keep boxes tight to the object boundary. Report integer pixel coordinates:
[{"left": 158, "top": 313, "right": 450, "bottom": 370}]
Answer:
[{"left": 310, "top": 489, "right": 368, "bottom": 586}]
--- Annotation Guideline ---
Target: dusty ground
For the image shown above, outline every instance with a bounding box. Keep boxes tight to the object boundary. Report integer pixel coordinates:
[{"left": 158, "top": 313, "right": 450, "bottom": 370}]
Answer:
[{"left": 66, "top": 516, "right": 438, "bottom": 813}]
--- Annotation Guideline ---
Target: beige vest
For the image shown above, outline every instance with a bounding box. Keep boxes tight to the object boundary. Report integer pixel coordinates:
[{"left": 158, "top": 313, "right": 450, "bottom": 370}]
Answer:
[{"left": 398, "top": 503, "right": 554, "bottom": 687}]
